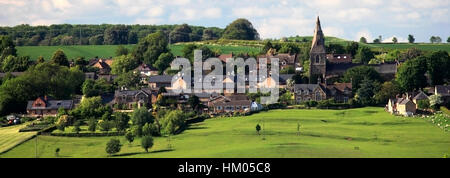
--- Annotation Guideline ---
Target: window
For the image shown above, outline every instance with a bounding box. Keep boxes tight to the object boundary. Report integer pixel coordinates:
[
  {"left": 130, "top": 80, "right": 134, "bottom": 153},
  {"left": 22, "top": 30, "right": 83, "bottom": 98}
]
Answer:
[
  {"left": 315, "top": 92, "right": 322, "bottom": 101},
  {"left": 315, "top": 56, "right": 320, "bottom": 63}
]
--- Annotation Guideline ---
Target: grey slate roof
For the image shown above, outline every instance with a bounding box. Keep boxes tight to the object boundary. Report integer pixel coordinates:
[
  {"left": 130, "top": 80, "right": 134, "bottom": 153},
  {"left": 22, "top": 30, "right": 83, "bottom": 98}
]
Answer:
[
  {"left": 27, "top": 100, "right": 73, "bottom": 110},
  {"left": 148, "top": 75, "right": 174, "bottom": 83},
  {"left": 413, "top": 91, "right": 428, "bottom": 100}
]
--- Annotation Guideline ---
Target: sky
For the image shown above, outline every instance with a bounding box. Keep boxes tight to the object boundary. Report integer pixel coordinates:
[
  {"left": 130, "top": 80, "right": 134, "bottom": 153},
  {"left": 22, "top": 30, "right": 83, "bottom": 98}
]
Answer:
[{"left": 0, "top": 0, "right": 449, "bottom": 42}]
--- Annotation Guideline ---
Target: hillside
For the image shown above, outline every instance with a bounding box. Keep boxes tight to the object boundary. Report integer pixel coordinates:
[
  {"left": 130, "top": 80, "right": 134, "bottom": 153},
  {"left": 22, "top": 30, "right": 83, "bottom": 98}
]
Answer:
[
  {"left": 1, "top": 107, "right": 449, "bottom": 158},
  {"left": 16, "top": 37, "right": 450, "bottom": 60}
]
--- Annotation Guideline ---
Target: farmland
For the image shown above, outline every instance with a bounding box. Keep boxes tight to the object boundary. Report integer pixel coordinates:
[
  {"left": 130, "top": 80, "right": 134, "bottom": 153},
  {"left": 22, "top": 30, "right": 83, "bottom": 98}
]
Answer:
[
  {"left": 1, "top": 107, "right": 449, "bottom": 158},
  {"left": 0, "top": 123, "right": 37, "bottom": 154}
]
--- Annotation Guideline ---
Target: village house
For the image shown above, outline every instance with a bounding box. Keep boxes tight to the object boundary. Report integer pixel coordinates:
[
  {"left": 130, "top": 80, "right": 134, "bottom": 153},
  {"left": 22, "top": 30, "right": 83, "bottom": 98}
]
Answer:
[
  {"left": 387, "top": 97, "right": 417, "bottom": 116},
  {"left": 431, "top": 85, "right": 450, "bottom": 104},
  {"left": 26, "top": 96, "right": 74, "bottom": 116},
  {"left": 208, "top": 94, "right": 252, "bottom": 114},
  {"left": 88, "top": 58, "right": 113, "bottom": 74},
  {"left": 412, "top": 91, "right": 429, "bottom": 108},
  {"left": 148, "top": 75, "right": 173, "bottom": 89},
  {"left": 135, "top": 63, "right": 159, "bottom": 77},
  {"left": 326, "top": 54, "right": 352, "bottom": 64},
  {"left": 114, "top": 88, "right": 152, "bottom": 109},
  {"left": 293, "top": 81, "right": 352, "bottom": 104}
]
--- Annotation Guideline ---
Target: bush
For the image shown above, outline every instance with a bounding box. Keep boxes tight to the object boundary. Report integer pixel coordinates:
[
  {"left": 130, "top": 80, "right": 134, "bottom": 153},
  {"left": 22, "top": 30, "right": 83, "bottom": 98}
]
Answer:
[
  {"left": 98, "top": 120, "right": 114, "bottom": 132},
  {"left": 88, "top": 118, "right": 96, "bottom": 132},
  {"left": 50, "top": 131, "right": 125, "bottom": 137},
  {"left": 417, "top": 99, "right": 430, "bottom": 110},
  {"left": 125, "top": 131, "right": 134, "bottom": 144},
  {"left": 105, "top": 139, "right": 121, "bottom": 156},
  {"left": 141, "top": 135, "right": 154, "bottom": 152}
]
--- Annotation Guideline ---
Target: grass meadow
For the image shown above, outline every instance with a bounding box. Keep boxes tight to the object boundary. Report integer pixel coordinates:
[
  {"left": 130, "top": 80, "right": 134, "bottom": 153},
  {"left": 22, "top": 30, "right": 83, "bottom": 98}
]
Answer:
[
  {"left": 1, "top": 107, "right": 448, "bottom": 158},
  {"left": 0, "top": 123, "right": 37, "bottom": 154}
]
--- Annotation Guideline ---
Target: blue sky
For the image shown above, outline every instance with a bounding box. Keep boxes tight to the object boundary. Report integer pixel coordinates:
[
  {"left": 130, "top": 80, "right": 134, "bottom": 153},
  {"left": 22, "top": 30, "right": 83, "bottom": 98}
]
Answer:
[{"left": 0, "top": 0, "right": 449, "bottom": 42}]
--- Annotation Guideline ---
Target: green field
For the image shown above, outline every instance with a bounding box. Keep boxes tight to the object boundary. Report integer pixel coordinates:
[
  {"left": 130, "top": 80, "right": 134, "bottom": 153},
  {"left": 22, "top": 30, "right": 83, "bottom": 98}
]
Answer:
[
  {"left": 16, "top": 44, "right": 262, "bottom": 60},
  {"left": 362, "top": 43, "right": 450, "bottom": 52},
  {"left": 1, "top": 107, "right": 448, "bottom": 158},
  {"left": 0, "top": 123, "right": 37, "bottom": 154}
]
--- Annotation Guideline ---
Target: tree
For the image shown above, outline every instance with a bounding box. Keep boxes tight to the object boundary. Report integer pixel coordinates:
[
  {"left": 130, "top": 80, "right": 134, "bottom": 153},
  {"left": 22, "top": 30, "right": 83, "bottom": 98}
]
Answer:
[
  {"left": 396, "top": 56, "right": 428, "bottom": 91},
  {"left": 154, "top": 52, "right": 174, "bottom": 74},
  {"left": 0, "top": 62, "right": 84, "bottom": 116},
  {"left": 326, "top": 44, "right": 345, "bottom": 54},
  {"left": 82, "top": 79, "right": 98, "bottom": 97},
  {"left": 187, "top": 95, "right": 200, "bottom": 111},
  {"left": 356, "top": 78, "right": 380, "bottom": 106},
  {"left": 374, "top": 81, "right": 401, "bottom": 104},
  {"left": 111, "top": 54, "right": 139, "bottom": 75},
  {"left": 408, "top": 34, "right": 415, "bottom": 43},
  {"left": 345, "top": 42, "right": 359, "bottom": 58},
  {"left": 115, "top": 112, "right": 130, "bottom": 132},
  {"left": 222, "top": 18, "right": 259, "bottom": 40},
  {"left": 392, "top": 37, "right": 398, "bottom": 44},
  {"left": 202, "top": 28, "right": 219, "bottom": 40},
  {"left": 342, "top": 65, "right": 382, "bottom": 93},
  {"left": 359, "top": 37, "right": 367, "bottom": 43},
  {"left": 430, "top": 36, "right": 442, "bottom": 43},
  {"left": 131, "top": 107, "right": 154, "bottom": 127},
  {"left": 114, "top": 71, "right": 140, "bottom": 89},
  {"left": 103, "top": 25, "right": 129, "bottom": 45},
  {"left": 105, "top": 139, "right": 121, "bottom": 156},
  {"left": 279, "top": 43, "right": 300, "bottom": 54},
  {"left": 355, "top": 47, "right": 374, "bottom": 64},
  {"left": 1, "top": 55, "right": 31, "bottom": 72},
  {"left": 262, "top": 40, "right": 273, "bottom": 54},
  {"left": 426, "top": 51, "right": 450, "bottom": 86},
  {"left": 36, "top": 56, "right": 45, "bottom": 64},
  {"left": 115, "top": 45, "right": 129, "bottom": 56},
  {"left": 169, "top": 24, "right": 192, "bottom": 43},
  {"left": 88, "top": 118, "right": 96, "bottom": 132},
  {"left": 417, "top": 99, "right": 430, "bottom": 110},
  {"left": 142, "top": 122, "right": 158, "bottom": 136},
  {"left": 429, "top": 94, "right": 443, "bottom": 110},
  {"left": 51, "top": 49, "right": 69, "bottom": 67},
  {"left": 141, "top": 135, "right": 154, "bottom": 152},
  {"left": 72, "top": 120, "right": 81, "bottom": 134},
  {"left": 133, "top": 31, "right": 169, "bottom": 66},
  {"left": 0, "top": 35, "right": 17, "bottom": 59},
  {"left": 125, "top": 131, "right": 134, "bottom": 145},
  {"left": 447, "top": 36, "right": 450, "bottom": 43},
  {"left": 160, "top": 110, "right": 186, "bottom": 135},
  {"left": 256, "top": 124, "right": 261, "bottom": 135}
]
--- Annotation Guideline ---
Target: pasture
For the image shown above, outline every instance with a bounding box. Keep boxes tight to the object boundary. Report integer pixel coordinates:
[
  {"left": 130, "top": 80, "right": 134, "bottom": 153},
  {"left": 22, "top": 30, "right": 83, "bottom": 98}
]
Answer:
[
  {"left": 1, "top": 107, "right": 448, "bottom": 158},
  {"left": 0, "top": 124, "right": 37, "bottom": 154}
]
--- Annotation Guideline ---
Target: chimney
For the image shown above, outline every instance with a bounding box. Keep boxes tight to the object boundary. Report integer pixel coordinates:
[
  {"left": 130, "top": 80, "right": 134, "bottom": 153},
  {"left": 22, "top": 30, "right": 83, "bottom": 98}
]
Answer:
[{"left": 44, "top": 95, "right": 48, "bottom": 101}]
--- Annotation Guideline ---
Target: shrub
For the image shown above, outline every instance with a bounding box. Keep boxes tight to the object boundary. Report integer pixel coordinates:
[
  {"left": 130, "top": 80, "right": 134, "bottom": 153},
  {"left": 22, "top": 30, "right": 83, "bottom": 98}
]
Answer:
[
  {"left": 98, "top": 120, "right": 114, "bottom": 132},
  {"left": 417, "top": 99, "right": 430, "bottom": 110},
  {"left": 88, "top": 118, "right": 96, "bottom": 132},
  {"left": 125, "top": 131, "right": 134, "bottom": 144},
  {"left": 72, "top": 121, "right": 81, "bottom": 134},
  {"left": 141, "top": 135, "right": 154, "bottom": 152},
  {"left": 105, "top": 139, "right": 121, "bottom": 156}
]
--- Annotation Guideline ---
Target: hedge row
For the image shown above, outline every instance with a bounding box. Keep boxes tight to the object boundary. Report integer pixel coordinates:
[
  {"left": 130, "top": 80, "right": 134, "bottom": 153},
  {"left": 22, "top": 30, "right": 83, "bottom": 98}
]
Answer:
[{"left": 50, "top": 131, "right": 125, "bottom": 137}]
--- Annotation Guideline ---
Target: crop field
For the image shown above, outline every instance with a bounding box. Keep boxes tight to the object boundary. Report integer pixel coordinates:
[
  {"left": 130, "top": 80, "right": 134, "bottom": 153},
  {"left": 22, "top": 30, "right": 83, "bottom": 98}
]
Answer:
[
  {"left": 1, "top": 107, "right": 448, "bottom": 158},
  {"left": 0, "top": 124, "right": 37, "bottom": 154}
]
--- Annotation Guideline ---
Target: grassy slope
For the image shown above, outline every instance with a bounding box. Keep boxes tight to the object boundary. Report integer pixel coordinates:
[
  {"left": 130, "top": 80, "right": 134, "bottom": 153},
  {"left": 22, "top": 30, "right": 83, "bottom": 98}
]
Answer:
[
  {"left": 0, "top": 123, "right": 37, "bottom": 154},
  {"left": 1, "top": 107, "right": 449, "bottom": 158}
]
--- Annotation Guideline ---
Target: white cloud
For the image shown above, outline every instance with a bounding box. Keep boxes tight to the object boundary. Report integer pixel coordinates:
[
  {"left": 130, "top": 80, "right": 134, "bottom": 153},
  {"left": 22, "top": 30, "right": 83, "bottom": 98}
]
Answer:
[
  {"left": 355, "top": 29, "right": 373, "bottom": 42},
  {"left": 382, "top": 36, "right": 407, "bottom": 43}
]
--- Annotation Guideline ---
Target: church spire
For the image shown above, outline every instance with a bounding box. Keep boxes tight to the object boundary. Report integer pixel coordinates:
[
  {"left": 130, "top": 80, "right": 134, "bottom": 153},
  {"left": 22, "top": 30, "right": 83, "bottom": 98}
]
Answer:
[{"left": 310, "top": 16, "right": 325, "bottom": 53}]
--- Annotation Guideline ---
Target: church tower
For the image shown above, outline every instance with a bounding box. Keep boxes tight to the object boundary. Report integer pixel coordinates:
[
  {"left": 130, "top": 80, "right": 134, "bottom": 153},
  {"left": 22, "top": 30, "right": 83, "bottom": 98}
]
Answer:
[{"left": 309, "top": 16, "right": 326, "bottom": 83}]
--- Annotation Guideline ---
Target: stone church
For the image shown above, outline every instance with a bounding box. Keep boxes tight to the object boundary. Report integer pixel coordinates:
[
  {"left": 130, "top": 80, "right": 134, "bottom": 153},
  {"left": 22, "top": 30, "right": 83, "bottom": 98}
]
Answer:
[{"left": 309, "top": 16, "right": 327, "bottom": 83}]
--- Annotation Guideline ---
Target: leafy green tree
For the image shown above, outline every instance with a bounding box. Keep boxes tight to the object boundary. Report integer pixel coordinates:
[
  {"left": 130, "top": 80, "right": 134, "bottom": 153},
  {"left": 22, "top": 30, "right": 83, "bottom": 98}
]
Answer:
[
  {"left": 82, "top": 79, "right": 98, "bottom": 97},
  {"left": 36, "top": 56, "right": 45, "bottom": 63},
  {"left": 0, "top": 35, "right": 17, "bottom": 59},
  {"left": 133, "top": 31, "right": 169, "bottom": 66},
  {"left": 142, "top": 122, "right": 159, "bottom": 136},
  {"left": 114, "top": 71, "right": 140, "bottom": 89},
  {"left": 359, "top": 37, "right": 367, "bottom": 43},
  {"left": 355, "top": 47, "right": 374, "bottom": 64},
  {"left": 111, "top": 54, "right": 139, "bottom": 75},
  {"left": 417, "top": 99, "right": 430, "bottom": 110},
  {"left": 0, "top": 62, "right": 84, "bottom": 115},
  {"left": 89, "top": 34, "right": 104, "bottom": 45},
  {"left": 105, "top": 139, "right": 121, "bottom": 156},
  {"left": 1, "top": 55, "right": 31, "bottom": 72},
  {"left": 128, "top": 31, "right": 138, "bottom": 44},
  {"left": 396, "top": 56, "right": 428, "bottom": 91},
  {"left": 202, "top": 28, "right": 219, "bottom": 40},
  {"left": 374, "top": 81, "right": 401, "bottom": 104},
  {"left": 154, "top": 52, "right": 174, "bottom": 74},
  {"left": 426, "top": 51, "right": 450, "bottom": 86},
  {"left": 408, "top": 34, "right": 415, "bottom": 43},
  {"left": 141, "top": 135, "right": 154, "bottom": 152},
  {"left": 98, "top": 120, "right": 114, "bottom": 132},
  {"left": 72, "top": 121, "right": 81, "bottom": 134},
  {"left": 342, "top": 65, "right": 382, "bottom": 93},
  {"left": 114, "top": 112, "right": 130, "bottom": 132},
  {"left": 326, "top": 44, "right": 345, "bottom": 54},
  {"left": 429, "top": 94, "right": 443, "bottom": 110},
  {"left": 447, "top": 36, "right": 450, "bottom": 43},
  {"left": 222, "top": 18, "right": 259, "bottom": 40},
  {"left": 262, "top": 40, "right": 273, "bottom": 54},
  {"left": 392, "top": 37, "right": 398, "bottom": 43},
  {"left": 187, "top": 95, "right": 200, "bottom": 111},
  {"left": 169, "top": 24, "right": 192, "bottom": 43},
  {"left": 160, "top": 110, "right": 186, "bottom": 135},
  {"left": 50, "top": 49, "right": 69, "bottom": 67},
  {"left": 125, "top": 131, "right": 134, "bottom": 145},
  {"left": 345, "top": 42, "right": 359, "bottom": 57},
  {"left": 103, "top": 25, "right": 129, "bottom": 45},
  {"left": 356, "top": 78, "right": 380, "bottom": 106},
  {"left": 256, "top": 124, "right": 261, "bottom": 135},
  {"left": 131, "top": 107, "right": 154, "bottom": 127},
  {"left": 88, "top": 118, "right": 96, "bottom": 132},
  {"left": 115, "top": 45, "right": 129, "bottom": 56}
]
